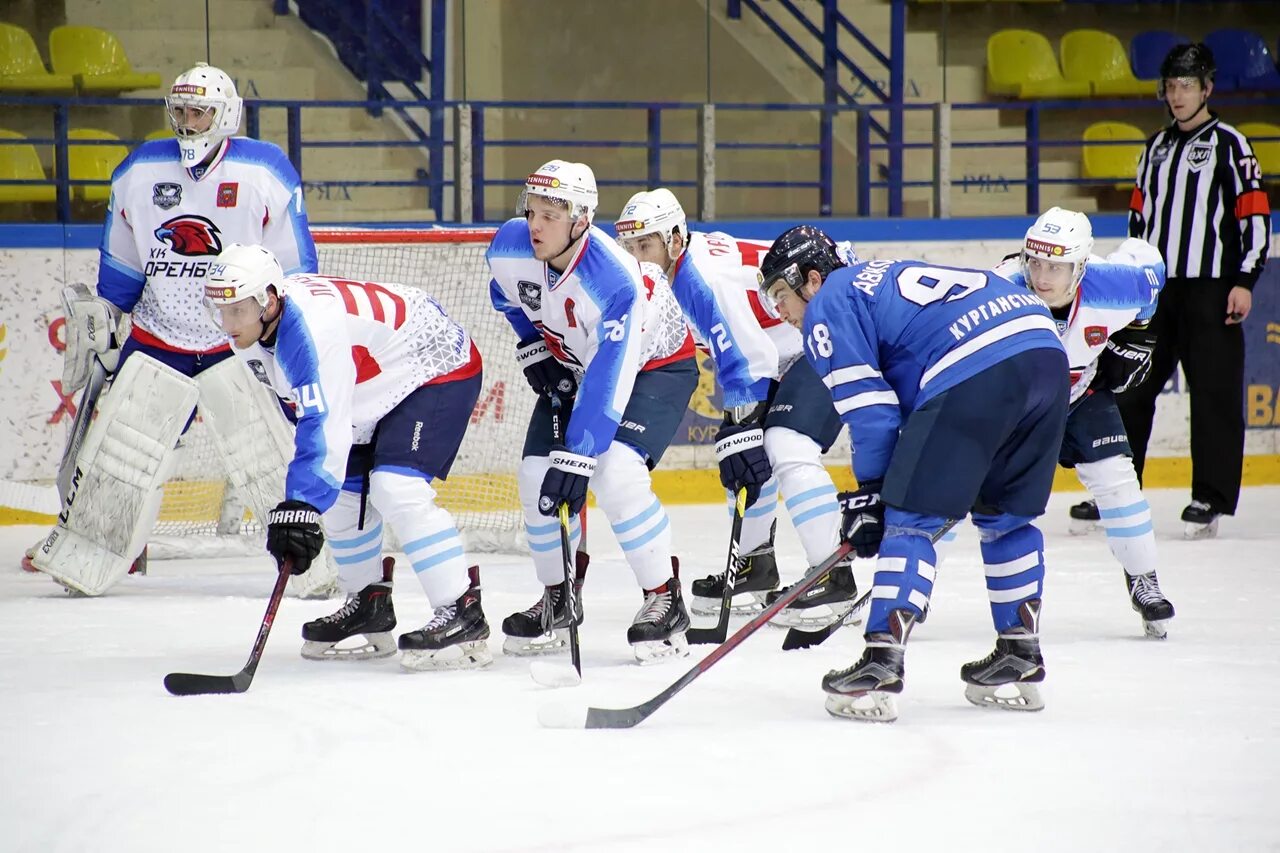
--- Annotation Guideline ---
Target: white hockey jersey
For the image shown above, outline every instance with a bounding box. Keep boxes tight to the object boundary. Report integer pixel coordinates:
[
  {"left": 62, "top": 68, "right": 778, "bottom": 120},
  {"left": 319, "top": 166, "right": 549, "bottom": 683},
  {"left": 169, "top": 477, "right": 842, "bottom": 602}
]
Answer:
[
  {"left": 231, "top": 274, "right": 481, "bottom": 513},
  {"left": 487, "top": 218, "right": 694, "bottom": 458},
  {"left": 99, "top": 137, "right": 316, "bottom": 354},
  {"left": 994, "top": 238, "right": 1165, "bottom": 403},
  {"left": 668, "top": 231, "right": 780, "bottom": 408}
]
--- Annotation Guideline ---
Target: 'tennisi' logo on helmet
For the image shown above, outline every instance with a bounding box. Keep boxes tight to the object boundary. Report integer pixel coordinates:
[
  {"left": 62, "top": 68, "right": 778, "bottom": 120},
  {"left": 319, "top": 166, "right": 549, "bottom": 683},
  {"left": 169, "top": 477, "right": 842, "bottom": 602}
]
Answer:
[{"left": 154, "top": 215, "right": 223, "bottom": 256}]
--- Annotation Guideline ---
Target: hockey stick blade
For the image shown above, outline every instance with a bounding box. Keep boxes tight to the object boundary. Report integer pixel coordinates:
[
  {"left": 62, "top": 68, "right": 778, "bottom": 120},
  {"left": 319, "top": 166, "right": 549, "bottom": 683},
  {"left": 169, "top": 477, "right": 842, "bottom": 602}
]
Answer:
[
  {"left": 781, "top": 589, "right": 871, "bottom": 651},
  {"left": 163, "top": 559, "right": 292, "bottom": 697},
  {"left": 687, "top": 487, "right": 746, "bottom": 646},
  {"left": 530, "top": 660, "right": 582, "bottom": 689},
  {"left": 536, "top": 543, "right": 854, "bottom": 730}
]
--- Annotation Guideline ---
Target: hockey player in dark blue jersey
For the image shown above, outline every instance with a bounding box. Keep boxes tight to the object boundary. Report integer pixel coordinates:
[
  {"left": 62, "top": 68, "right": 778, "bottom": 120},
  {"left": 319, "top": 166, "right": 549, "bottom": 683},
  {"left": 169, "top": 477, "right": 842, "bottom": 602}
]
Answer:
[{"left": 759, "top": 226, "right": 1069, "bottom": 722}]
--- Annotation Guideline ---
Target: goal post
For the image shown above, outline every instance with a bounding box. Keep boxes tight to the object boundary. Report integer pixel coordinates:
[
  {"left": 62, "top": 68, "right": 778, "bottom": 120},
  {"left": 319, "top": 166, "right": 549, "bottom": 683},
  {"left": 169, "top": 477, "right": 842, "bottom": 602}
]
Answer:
[{"left": 150, "top": 226, "right": 535, "bottom": 556}]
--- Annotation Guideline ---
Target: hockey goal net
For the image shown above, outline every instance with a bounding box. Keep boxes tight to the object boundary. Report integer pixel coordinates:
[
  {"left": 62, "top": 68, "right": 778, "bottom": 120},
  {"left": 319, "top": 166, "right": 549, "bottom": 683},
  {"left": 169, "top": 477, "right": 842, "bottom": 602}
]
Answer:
[{"left": 149, "top": 227, "right": 534, "bottom": 556}]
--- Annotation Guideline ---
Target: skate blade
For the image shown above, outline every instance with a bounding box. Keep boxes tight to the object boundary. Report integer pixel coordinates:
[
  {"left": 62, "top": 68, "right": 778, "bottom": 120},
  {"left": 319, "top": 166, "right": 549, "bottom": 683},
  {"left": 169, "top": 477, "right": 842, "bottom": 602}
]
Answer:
[
  {"left": 691, "top": 593, "right": 766, "bottom": 617},
  {"left": 824, "top": 691, "right": 898, "bottom": 723},
  {"left": 400, "top": 640, "right": 493, "bottom": 671},
  {"left": 769, "top": 599, "right": 855, "bottom": 630},
  {"left": 963, "top": 681, "right": 1044, "bottom": 712},
  {"left": 1183, "top": 519, "right": 1219, "bottom": 540},
  {"left": 632, "top": 631, "right": 691, "bottom": 666},
  {"left": 1142, "top": 618, "right": 1170, "bottom": 640},
  {"left": 502, "top": 631, "right": 567, "bottom": 657},
  {"left": 1068, "top": 519, "right": 1102, "bottom": 536},
  {"left": 301, "top": 633, "right": 397, "bottom": 661},
  {"left": 530, "top": 660, "right": 582, "bottom": 688}
]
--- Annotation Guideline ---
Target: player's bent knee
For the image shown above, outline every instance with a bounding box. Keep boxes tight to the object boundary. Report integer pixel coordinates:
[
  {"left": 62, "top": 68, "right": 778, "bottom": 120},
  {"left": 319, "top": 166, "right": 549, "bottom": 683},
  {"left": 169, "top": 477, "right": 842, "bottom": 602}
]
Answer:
[
  {"left": 1074, "top": 455, "right": 1139, "bottom": 497},
  {"left": 764, "top": 426, "right": 823, "bottom": 469},
  {"left": 589, "top": 442, "right": 652, "bottom": 514}
]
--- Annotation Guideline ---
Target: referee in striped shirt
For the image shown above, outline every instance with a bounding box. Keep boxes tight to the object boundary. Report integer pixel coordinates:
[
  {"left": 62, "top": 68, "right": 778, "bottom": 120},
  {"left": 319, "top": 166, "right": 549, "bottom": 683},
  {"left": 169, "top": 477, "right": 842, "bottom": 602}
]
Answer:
[{"left": 1118, "top": 42, "right": 1271, "bottom": 539}]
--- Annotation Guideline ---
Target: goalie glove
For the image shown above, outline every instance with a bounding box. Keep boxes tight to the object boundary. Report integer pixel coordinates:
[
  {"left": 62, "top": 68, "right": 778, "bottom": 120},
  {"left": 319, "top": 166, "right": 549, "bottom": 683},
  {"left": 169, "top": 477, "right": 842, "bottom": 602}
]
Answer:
[
  {"left": 714, "top": 402, "right": 773, "bottom": 507},
  {"left": 539, "top": 447, "right": 596, "bottom": 517},
  {"left": 516, "top": 336, "right": 577, "bottom": 398},
  {"left": 266, "top": 500, "right": 324, "bottom": 574},
  {"left": 839, "top": 482, "right": 884, "bottom": 559},
  {"left": 61, "top": 285, "right": 122, "bottom": 394},
  {"left": 1096, "top": 324, "right": 1156, "bottom": 394}
]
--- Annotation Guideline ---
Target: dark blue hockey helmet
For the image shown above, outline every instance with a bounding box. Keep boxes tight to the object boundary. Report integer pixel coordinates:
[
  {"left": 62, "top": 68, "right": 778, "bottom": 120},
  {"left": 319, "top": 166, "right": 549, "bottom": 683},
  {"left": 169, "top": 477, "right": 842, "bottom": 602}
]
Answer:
[{"left": 760, "top": 225, "right": 847, "bottom": 296}]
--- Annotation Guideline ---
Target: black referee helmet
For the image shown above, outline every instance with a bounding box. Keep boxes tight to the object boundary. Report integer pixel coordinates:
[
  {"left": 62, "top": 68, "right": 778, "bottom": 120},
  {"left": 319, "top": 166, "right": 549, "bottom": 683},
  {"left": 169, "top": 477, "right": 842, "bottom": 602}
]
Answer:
[{"left": 1159, "top": 43, "right": 1215, "bottom": 88}]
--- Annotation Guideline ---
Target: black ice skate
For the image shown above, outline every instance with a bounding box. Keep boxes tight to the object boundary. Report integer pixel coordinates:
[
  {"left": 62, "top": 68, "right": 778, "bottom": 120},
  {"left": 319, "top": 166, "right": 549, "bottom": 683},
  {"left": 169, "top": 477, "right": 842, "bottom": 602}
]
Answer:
[
  {"left": 765, "top": 557, "right": 858, "bottom": 629},
  {"left": 1068, "top": 498, "right": 1101, "bottom": 536},
  {"left": 301, "top": 566, "right": 397, "bottom": 661},
  {"left": 628, "top": 560, "right": 691, "bottom": 665},
  {"left": 1126, "top": 571, "right": 1175, "bottom": 639},
  {"left": 690, "top": 540, "right": 780, "bottom": 616},
  {"left": 960, "top": 599, "right": 1045, "bottom": 712},
  {"left": 399, "top": 566, "right": 492, "bottom": 671},
  {"left": 1181, "top": 500, "right": 1220, "bottom": 540},
  {"left": 501, "top": 552, "right": 588, "bottom": 656},
  {"left": 822, "top": 609, "right": 916, "bottom": 723}
]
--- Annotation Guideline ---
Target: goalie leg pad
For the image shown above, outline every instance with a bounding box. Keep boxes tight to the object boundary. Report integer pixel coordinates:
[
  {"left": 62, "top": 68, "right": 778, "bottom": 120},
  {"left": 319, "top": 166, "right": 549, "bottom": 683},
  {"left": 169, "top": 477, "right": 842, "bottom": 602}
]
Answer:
[
  {"left": 196, "top": 358, "right": 339, "bottom": 599},
  {"left": 32, "top": 354, "right": 198, "bottom": 596}
]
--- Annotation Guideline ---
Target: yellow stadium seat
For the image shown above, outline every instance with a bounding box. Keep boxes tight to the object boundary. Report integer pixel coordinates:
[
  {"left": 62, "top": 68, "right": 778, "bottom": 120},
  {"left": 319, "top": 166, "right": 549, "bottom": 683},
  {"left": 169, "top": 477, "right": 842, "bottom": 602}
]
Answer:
[
  {"left": 0, "top": 130, "right": 55, "bottom": 203},
  {"left": 0, "top": 23, "right": 75, "bottom": 92},
  {"left": 145, "top": 128, "right": 174, "bottom": 141},
  {"left": 65, "top": 129, "right": 128, "bottom": 202},
  {"left": 1081, "top": 121, "right": 1145, "bottom": 190},
  {"left": 987, "top": 29, "right": 1091, "bottom": 99},
  {"left": 1061, "top": 29, "right": 1157, "bottom": 97},
  {"left": 48, "top": 25, "right": 162, "bottom": 93},
  {"left": 1238, "top": 122, "right": 1280, "bottom": 181}
]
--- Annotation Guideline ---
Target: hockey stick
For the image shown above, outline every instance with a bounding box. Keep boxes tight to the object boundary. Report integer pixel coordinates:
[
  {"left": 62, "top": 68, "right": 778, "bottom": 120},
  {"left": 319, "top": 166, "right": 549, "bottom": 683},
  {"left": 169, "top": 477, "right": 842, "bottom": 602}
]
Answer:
[
  {"left": 529, "top": 393, "right": 583, "bottom": 688},
  {"left": 54, "top": 356, "right": 108, "bottom": 505},
  {"left": 163, "top": 557, "right": 293, "bottom": 696},
  {"left": 538, "top": 542, "right": 853, "bottom": 729},
  {"left": 686, "top": 488, "right": 747, "bottom": 645}
]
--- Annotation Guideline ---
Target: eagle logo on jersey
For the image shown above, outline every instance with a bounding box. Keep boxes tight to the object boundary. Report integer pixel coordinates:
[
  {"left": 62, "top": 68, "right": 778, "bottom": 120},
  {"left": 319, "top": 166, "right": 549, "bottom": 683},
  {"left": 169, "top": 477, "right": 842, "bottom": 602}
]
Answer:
[
  {"left": 517, "top": 279, "right": 542, "bottom": 312},
  {"left": 151, "top": 182, "right": 182, "bottom": 210},
  {"left": 154, "top": 215, "right": 223, "bottom": 257}
]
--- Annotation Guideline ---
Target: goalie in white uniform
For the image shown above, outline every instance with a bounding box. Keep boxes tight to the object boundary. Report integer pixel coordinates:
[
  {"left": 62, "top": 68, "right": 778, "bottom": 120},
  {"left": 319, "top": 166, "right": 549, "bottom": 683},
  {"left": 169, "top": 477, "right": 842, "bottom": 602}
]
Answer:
[
  {"left": 26, "top": 62, "right": 326, "bottom": 597},
  {"left": 487, "top": 161, "right": 700, "bottom": 664},
  {"left": 993, "top": 208, "right": 1176, "bottom": 639},
  {"left": 205, "top": 244, "right": 493, "bottom": 670},
  {"left": 615, "top": 190, "right": 853, "bottom": 628}
]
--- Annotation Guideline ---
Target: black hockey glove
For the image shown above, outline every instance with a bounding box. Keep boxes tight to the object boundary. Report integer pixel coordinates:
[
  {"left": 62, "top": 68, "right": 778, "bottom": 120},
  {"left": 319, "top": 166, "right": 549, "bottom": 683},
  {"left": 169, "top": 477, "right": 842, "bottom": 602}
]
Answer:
[
  {"left": 266, "top": 500, "right": 324, "bottom": 574},
  {"left": 714, "top": 422, "right": 772, "bottom": 508},
  {"left": 839, "top": 482, "right": 884, "bottom": 559},
  {"left": 516, "top": 336, "right": 577, "bottom": 398},
  {"left": 1096, "top": 324, "right": 1156, "bottom": 394},
  {"left": 538, "top": 446, "right": 596, "bottom": 517}
]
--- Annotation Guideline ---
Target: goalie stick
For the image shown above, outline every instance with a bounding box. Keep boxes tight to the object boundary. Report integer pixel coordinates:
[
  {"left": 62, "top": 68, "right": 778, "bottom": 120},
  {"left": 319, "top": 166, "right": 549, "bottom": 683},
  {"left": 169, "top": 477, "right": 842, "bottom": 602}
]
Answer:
[
  {"left": 164, "top": 557, "right": 293, "bottom": 696},
  {"left": 537, "top": 541, "right": 853, "bottom": 729},
  {"left": 686, "top": 487, "right": 747, "bottom": 645}
]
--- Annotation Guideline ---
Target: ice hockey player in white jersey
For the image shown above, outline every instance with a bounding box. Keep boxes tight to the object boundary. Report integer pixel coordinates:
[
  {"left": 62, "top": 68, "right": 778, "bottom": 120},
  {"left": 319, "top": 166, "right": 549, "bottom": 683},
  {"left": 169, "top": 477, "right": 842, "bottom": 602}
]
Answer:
[
  {"left": 487, "top": 161, "right": 700, "bottom": 664},
  {"left": 993, "top": 207, "right": 1176, "bottom": 638},
  {"left": 614, "top": 190, "right": 851, "bottom": 628},
  {"left": 204, "top": 244, "right": 492, "bottom": 671},
  {"left": 25, "top": 63, "right": 319, "bottom": 595}
]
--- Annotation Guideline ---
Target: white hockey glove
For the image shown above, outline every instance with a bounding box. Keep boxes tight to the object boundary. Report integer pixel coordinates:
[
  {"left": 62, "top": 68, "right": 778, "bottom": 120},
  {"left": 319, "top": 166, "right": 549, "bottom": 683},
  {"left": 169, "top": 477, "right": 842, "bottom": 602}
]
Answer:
[{"left": 61, "top": 284, "right": 122, "bottom": 394}]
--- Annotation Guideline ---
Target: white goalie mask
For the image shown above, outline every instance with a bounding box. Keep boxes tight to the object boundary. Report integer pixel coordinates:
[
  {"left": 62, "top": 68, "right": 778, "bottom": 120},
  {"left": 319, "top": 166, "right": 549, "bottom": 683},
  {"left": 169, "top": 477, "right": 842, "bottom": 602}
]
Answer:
[
  {"left": 615, "top": 188, "right": 689, "bottom": 263},
  {"left": 1021, "top": 206, "right": 1093, "bottom": 306},
  {"left": 204, "top": 243, "right": 283, "bottom": 328},
  {"left": 518, "top": 159, "right": 599, "bottom": 223},
  {"left": 166, "top": 63, "right": 243, "bottom": 167}
]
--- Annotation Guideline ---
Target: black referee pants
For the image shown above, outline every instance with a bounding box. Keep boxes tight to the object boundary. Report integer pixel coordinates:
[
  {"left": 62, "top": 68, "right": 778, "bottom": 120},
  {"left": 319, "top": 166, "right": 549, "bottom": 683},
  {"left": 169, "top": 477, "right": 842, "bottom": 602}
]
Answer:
[{"left": 1116, "top": 276, "right": 1245, "bottom": 514}]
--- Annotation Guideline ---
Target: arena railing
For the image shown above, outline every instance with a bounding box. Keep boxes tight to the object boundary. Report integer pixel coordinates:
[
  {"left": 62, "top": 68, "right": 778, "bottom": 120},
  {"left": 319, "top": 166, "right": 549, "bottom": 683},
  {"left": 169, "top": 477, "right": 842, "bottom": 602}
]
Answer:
[{"left": 1, "top": 94, "right": 1276, "bottom": 223}]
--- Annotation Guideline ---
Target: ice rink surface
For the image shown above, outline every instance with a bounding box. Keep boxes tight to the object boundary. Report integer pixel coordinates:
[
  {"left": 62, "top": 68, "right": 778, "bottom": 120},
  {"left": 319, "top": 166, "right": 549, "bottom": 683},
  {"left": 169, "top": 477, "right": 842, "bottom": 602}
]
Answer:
[{"left": 3, "top": 488, "right": 1278, "bottom": 853}]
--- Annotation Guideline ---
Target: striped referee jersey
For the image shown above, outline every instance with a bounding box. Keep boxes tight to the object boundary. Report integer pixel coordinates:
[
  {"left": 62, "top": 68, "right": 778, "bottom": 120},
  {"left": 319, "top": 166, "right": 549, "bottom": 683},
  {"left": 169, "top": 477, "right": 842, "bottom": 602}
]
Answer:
[{"left": 1129, "top": 113, "right": 1270, "bottom": 288}]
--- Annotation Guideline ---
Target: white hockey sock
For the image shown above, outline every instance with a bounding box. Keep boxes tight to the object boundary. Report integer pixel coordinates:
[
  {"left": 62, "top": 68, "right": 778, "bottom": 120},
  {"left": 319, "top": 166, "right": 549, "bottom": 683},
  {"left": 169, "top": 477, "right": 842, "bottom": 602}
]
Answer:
[
  {"left": 1075, "top": 457, "right": 1158, "bottom": 578},
  {"left": 767, "top": 427, "right": 840, "bottom": 565},
  {"left": 594, "top": 442, "right": 673, "bottom": 591},
  {"left": 519, "top": 455, "right": 583, "bottom": 587},
  {"left": 370, "top": 470, "right": 470, "bottom": 607},
  {"left": 736, "top": 478, "right": 779, "bottom": 554},
  {"left": 322, "top": 490, "right": 386, "bottom": 594}
]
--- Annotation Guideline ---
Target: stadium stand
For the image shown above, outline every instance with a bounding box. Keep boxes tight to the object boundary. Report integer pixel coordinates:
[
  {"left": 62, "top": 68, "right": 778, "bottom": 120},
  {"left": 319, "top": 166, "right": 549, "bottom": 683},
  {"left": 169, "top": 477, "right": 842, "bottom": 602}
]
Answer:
[
  {"left": 0, "top": 23, "right": 74, "bottom": 93},
  {"left": 986, "top": 29, "right": 1091, "bottom": 98},
  {"left": 48, "top": 25, "right": 162, "bottom": 93}
]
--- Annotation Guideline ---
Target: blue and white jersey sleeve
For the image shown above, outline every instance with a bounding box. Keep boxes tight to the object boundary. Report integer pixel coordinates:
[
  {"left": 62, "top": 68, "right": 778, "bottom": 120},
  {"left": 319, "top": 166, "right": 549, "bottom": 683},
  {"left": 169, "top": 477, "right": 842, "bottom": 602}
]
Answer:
[
  {"left": 1096, "top": 237, "right": 1165, "bottom": 322},
  {"left": 671, "top": 236, "right": 777, "bottom": 408},
  {"left": 802, "top": 295, "right": 901, "bottom": 485},
  {"left": 227, "top": 139, "right": 316, "bottom": 275},
  {"left": 486, "top": 218, "right": 541, "bottom": 341},
  {"left": 488, "top": 277, "right": 539, "bottom": 341},
  {"left": 96, "top": 155, "right": 148, "bottom": 312},
  {"left": 274, "top": 296, "right": 356, "bottom": 513}
]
